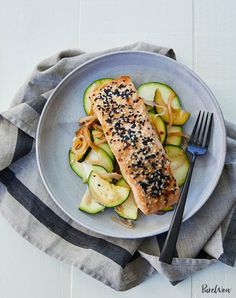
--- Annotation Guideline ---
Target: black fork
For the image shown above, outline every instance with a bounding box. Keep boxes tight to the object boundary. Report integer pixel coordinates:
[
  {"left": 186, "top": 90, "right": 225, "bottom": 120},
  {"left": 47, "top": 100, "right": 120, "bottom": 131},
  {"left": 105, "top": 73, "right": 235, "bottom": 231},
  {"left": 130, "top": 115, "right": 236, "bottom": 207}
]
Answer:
[{"left": 159, "top": 111, "right": 213, "bottom": 264}]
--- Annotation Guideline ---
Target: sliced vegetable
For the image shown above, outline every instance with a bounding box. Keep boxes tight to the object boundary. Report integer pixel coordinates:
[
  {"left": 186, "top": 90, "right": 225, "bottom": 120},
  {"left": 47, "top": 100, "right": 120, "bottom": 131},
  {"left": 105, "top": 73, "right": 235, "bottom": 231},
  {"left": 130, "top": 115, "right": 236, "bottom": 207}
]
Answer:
[
  {"left": 156, "top": 205, "right": 174, "bottom": 215},
  {"left": 99, "top": 172, "right": 122, "bottom": 180},
  {"left": 88, "top": 171, "right": 130, "bottom": 207},
  {"left": 138, "top": 82, "right": 181, "bottom": 109},
  {"left": 154, "top": 89, "right": 190, "bottom": 125},
  {"left": 91, "top": 130, "right": 115, "bottom": 161},
  {"left": 79, "top": 189, "right": 105, "bottom": 214},
  {"left": 83, "top": 78, "right": 113, "bottom": 115},
  {"left": 72, "top": 142, "right": 90, "bottom": 162},
  {"left": 148, "top": 113, "right": 166, "bottom": 144},
  {"left": 148, "top": 107, "right": 156, "bottom": 114},
  {"left": 162, "top": 206, "right": 174, "bottom": 212},
  {"left": 85, "top": 147, "right": 114, "bottom": 173},
  {"left": 69, "top": 150, "right": 107, "bottom": 183},
  {"left": 164, "top": 145, "right": 190, "bottom": 186},
  {"left": 71, "top": 135, "right": 90, "bottom": 162},
  {"left": 79, "top": 114, "right": 98, "bottom": 126},
  {"left": 115, "top": 179, "right": 138, "bottom": 220},
  {"left": 166, "top": 125, "right": 183, "bottom": 146}
]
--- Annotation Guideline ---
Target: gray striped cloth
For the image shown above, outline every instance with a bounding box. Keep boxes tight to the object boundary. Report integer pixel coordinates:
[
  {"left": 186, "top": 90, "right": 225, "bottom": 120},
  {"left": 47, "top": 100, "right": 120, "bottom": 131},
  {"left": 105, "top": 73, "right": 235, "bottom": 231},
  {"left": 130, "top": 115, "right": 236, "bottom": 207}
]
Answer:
[{"left": 0, "top": 42, "right": 236, "bottom": 291}]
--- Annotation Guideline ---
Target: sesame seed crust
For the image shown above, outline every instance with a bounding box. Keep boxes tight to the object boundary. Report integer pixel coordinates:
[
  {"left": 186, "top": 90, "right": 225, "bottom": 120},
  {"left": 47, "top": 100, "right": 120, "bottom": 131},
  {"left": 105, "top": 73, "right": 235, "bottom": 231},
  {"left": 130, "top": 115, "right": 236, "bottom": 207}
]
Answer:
[{"left": 91, "top": 76, "right": 179, "bottom": 215}]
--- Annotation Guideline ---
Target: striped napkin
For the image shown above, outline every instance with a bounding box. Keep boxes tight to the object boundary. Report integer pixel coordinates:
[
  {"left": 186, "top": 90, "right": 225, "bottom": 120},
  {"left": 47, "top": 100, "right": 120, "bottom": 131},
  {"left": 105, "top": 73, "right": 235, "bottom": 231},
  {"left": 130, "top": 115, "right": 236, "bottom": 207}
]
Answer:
[{"left": 0, "top": 42, "right": 236, "bottom": 291}]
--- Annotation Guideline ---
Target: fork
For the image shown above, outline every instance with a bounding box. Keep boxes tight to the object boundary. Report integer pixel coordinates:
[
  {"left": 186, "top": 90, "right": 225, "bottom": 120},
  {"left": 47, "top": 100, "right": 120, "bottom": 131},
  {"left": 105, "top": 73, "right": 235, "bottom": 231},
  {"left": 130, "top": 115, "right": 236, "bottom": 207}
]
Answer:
[{"left": 159, "top": 111, "right": 213, "bottom": 264}]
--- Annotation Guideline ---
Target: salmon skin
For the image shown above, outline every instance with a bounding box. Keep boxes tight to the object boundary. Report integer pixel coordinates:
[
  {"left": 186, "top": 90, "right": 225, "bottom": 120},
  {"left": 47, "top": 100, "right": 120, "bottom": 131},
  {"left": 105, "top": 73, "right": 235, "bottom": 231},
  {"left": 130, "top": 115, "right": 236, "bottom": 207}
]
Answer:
[{"left": 91, "top": 76, "right": 179, "bottom": 215}]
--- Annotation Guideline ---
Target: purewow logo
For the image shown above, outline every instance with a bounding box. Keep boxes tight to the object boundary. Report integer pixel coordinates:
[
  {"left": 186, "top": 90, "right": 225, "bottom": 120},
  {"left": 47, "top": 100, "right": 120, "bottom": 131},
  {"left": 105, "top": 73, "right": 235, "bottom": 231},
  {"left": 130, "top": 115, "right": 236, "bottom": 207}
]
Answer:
[{"left": 202, "top": 284, "right": 232, "bottom": 294}]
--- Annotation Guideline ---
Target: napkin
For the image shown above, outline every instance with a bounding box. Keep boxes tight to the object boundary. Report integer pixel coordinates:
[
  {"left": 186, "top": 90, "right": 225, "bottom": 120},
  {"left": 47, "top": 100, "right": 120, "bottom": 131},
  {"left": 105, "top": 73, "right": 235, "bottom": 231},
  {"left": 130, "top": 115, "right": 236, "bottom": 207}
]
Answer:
[{"left": 0, "top": 42, "right": 236, "bottom": 291}]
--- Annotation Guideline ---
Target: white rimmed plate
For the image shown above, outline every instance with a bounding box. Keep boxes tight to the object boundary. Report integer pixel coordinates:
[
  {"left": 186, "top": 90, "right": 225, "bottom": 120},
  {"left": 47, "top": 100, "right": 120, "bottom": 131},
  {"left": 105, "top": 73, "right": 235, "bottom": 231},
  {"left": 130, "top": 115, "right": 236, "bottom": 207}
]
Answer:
[{"left": 36, "top": 51, "right": 226, "bottom": 238}]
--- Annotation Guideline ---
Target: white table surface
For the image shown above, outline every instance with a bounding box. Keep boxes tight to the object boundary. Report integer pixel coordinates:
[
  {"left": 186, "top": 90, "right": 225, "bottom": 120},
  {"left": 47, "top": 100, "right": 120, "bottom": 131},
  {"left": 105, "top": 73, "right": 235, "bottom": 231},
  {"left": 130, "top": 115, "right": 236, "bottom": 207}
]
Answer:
[{"left": 0, "top": 0, "right": 236, "bottom": 297}]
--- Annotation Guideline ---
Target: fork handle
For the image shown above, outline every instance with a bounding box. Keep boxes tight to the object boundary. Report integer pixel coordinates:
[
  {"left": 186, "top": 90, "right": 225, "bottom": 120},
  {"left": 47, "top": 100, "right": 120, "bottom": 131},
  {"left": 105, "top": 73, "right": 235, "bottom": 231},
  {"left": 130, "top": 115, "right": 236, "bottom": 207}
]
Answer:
[{"left": 159, "top": 154, "right": 196, "bottom": 264}]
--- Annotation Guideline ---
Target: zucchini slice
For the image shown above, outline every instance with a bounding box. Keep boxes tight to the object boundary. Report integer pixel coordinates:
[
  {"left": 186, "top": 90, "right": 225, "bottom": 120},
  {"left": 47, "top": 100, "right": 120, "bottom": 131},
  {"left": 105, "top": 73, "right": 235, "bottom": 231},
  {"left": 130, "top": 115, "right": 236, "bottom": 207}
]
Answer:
[
  {"left": 83, "top": 78, "right": 113, "bottom": 115},
  {"left": 154, "top": 89, "right": 190, "bottom": 125},
  {"left": 164, "top": 145, "right": 190, "bottom": 186},
  {"left": 162, "top": 206, "right": 174, "bottom": 212},
  {"left": 91, "top": 130, "right": 114, "bottom": 161},
  {"left": 137, "top": 82, "right": 181, "bottom": 109},
  {"left": 85, "top": 146, "right": 114, "bottom": 173},
  {"left": 79, "top": 189, "right": 105, "bottom": 214},
  {"left": 88, "top": 171, "right": 130, "bottom": 207},
  {"left": 166, "top": 125, "right": 183, "bottom": 146},
  {"left": 149, "top": 113, "right": 166, "bottom": 144},
  {"left": 157, "top": 205, "right": 174, "bottom": 215},
  {"left": 148, "top": 107, "right": 156, "bottom": 114},
  {"left": 115, "top": 179, "right": 138, "bottom": 220},
  {"left": 69, "top": 150, "right": 107, "bottom": 183}
]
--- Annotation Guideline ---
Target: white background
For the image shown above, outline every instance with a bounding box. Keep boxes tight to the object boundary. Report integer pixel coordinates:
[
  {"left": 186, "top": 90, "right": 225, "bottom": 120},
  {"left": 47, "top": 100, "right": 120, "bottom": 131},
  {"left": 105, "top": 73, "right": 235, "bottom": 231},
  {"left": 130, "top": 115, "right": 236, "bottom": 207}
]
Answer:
[{"left": 0, "top": 0, "right": 236, "bottom": 297}]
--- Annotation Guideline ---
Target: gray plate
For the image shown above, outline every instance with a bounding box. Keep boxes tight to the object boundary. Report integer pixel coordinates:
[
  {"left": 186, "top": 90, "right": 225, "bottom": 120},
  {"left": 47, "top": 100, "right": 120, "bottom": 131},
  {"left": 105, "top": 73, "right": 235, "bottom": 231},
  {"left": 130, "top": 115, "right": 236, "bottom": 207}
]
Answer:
[{"left": 36, "top": 51, "right": 226, "bottom": 239}]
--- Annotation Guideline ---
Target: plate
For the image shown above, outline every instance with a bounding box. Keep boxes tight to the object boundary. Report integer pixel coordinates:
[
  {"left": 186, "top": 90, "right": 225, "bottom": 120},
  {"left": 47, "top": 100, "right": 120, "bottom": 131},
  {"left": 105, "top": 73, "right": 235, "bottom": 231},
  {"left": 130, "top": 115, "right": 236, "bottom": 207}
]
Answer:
[{"left": 36, "top": 51, "right": 226, "bottom": 238}]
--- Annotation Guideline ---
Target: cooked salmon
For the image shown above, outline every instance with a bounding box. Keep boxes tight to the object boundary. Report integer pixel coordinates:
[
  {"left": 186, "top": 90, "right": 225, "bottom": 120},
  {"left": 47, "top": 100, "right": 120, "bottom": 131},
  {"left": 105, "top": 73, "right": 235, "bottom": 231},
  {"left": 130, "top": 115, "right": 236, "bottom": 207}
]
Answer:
[{"left": 90, "top": 76, "right": 179, "bottom": 215}]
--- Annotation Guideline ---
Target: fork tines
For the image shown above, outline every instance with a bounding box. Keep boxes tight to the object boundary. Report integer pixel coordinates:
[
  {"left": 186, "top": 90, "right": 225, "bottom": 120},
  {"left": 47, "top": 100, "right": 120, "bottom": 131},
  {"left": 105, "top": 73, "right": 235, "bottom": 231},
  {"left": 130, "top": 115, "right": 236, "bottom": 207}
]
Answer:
[{"left": 190, "top": 111, "right": 213, "bottom": 148}]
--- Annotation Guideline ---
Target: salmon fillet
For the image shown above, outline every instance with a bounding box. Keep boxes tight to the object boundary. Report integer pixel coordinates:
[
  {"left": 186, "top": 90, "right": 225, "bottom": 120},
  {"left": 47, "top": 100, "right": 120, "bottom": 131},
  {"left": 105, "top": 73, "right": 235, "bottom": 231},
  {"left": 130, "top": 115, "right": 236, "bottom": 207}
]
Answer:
[{"left": 91, "top": 76, "right": 179, "bottom": 215}]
